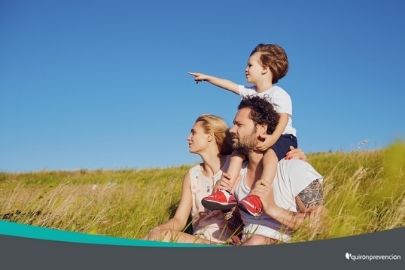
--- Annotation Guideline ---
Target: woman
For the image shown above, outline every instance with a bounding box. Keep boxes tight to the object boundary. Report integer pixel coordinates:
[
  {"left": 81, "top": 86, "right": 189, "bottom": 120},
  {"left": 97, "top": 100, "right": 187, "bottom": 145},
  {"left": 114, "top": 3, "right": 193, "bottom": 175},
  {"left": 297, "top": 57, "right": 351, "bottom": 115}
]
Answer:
[{"left": 146, "top": 114, "right": 236, "bottom": 244}]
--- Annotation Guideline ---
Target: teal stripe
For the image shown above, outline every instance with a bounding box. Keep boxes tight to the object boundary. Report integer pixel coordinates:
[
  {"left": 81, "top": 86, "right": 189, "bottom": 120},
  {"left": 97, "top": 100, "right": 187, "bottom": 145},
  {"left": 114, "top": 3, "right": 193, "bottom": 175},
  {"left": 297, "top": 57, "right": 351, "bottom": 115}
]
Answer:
[{"left": 0, "top": 220, "right": 212, "bottom": 248}]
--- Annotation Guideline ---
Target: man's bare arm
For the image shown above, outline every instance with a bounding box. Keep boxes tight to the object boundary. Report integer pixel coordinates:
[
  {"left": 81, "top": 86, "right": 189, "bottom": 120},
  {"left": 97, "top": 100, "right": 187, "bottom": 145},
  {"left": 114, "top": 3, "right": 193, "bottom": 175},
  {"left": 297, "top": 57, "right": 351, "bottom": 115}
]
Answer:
[
  {"left": 255, "top": 179, "right": 323, "bottom": 230},
  {"left": 296, "top": 179, "right": 323, "bottom": 211}
]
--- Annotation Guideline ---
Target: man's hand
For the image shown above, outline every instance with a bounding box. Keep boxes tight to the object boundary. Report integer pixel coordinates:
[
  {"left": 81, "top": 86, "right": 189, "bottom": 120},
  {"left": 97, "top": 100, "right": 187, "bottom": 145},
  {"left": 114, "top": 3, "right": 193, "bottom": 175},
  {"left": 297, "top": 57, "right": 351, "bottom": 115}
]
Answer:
[
  {"left": 285, "top": 146, "right": 307, "bottom": 160},
  {"left": 214, "top": 172, "right": 233, "bottom": 192},
  {"left": 250, "top": 179, "right": 278, "bottom": 217}
]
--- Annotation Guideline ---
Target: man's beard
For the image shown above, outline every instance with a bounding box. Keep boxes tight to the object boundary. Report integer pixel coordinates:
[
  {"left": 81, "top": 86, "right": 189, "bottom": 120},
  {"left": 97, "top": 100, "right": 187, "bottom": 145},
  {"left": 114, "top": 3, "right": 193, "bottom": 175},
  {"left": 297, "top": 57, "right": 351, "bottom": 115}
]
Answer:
[{"left": 231, "top": 133, "right": 258, "bottom": 155}]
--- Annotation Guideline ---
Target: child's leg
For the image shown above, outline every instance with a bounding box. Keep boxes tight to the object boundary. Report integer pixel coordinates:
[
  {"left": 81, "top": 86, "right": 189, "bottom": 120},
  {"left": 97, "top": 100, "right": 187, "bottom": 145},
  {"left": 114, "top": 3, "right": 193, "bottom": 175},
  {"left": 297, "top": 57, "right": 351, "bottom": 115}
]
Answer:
[
  {"left": 201, "top": 151, "right": 244, "bottom": 211},
  {"left": 271, "top": 134, "right": 298, "bottom": 160},
  {"left": 238, "top": 149, "right": 278, "bottom": 217},
  {"left": 239, "top": 136, "right": 297, "bottom": 216},
  {"left": 255, "top": 149, "right": 278, "bottom": 188},
  {"left": 219, "top": 150, "right": 244, "bottom": 193}
]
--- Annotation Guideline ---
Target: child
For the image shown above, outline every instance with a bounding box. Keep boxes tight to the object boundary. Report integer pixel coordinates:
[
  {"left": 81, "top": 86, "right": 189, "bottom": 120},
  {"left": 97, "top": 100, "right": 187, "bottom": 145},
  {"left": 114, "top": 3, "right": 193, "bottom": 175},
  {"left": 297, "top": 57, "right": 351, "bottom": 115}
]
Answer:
[{"left": 189, "top": 43, "right": 297, "bottom": 216}]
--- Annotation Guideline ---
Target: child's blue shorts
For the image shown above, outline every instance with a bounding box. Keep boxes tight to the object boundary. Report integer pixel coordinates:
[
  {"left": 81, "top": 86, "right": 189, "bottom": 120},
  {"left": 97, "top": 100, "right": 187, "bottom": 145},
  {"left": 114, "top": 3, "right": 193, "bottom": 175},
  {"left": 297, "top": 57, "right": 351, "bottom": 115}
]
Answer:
[{"left": 271, "top": 134, "right": 298, "bottom": 160}]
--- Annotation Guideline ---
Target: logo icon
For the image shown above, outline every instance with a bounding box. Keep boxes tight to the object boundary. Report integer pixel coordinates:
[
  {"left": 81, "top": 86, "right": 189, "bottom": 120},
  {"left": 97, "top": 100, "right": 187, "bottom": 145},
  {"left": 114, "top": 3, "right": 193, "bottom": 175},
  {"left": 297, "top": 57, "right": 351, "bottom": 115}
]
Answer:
[{"left": 345, "top": 252, "right": 351, "bottom": 260}]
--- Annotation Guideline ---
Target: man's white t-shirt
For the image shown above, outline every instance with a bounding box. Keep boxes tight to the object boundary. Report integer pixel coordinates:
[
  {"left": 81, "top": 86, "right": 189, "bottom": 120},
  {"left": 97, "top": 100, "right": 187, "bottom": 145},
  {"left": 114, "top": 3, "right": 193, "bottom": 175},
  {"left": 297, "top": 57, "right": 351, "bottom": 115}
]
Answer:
[
  {"left": 238, "top": 85, "right": 296, "bottom": 136},
  {"left": 234, "top": 159, "right": 323, "bottom": 241}
]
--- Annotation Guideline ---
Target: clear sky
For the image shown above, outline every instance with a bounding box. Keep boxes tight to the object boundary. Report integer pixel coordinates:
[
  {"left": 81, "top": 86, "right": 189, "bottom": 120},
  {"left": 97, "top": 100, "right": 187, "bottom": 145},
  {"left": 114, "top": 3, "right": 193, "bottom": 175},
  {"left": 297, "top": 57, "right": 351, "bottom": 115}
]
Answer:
[{"left": 1, "top": 0, "right": 404, "bottom": 172}]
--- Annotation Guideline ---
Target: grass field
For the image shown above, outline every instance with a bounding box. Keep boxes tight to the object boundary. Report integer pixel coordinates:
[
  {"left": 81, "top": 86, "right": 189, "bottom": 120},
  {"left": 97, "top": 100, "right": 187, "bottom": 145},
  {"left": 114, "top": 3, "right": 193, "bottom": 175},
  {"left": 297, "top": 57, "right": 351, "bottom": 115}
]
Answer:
[{"left": 1, "top": 142, "right": 404, "bottom": 243}]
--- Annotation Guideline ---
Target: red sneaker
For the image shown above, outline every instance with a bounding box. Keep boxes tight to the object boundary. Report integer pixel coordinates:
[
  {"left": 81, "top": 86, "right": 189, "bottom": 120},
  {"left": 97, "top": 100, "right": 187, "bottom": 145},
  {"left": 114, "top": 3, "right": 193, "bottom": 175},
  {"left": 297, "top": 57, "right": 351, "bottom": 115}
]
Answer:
[
  {"left": 238, "top": 195, "right": 263, "bottom": 216},
  {"left": 201, "top": 190, "right": 237, "bottom": 211}
]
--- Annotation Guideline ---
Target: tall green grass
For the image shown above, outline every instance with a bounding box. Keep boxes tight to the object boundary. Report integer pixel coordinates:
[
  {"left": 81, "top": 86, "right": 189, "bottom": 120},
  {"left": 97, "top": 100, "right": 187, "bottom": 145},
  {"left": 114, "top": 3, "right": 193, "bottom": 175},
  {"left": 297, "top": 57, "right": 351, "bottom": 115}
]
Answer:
[
  {"left": 0, "top": 142, "right": 404, "bottom": 243},
  {"left": 292, "top": 141, "right": 405, "bottom": 242},
  {"left": 0, "top": 167, "right": 189, "bottom": 238}
]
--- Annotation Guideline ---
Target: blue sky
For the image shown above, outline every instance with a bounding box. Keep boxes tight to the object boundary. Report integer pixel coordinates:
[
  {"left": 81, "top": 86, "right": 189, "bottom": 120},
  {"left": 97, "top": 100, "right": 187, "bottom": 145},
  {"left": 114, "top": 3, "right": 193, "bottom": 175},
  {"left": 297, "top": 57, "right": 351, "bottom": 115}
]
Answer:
[{"left": 1, "top": 0, "right": 404, "bottom": 172}]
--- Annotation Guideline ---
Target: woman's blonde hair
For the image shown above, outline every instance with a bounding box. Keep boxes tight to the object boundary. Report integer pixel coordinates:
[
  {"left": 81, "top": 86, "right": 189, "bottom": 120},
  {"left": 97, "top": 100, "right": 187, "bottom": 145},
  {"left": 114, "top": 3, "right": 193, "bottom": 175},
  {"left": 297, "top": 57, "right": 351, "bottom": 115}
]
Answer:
[{"left": 195, "top": 114, "right": 232, "bottom": 155}]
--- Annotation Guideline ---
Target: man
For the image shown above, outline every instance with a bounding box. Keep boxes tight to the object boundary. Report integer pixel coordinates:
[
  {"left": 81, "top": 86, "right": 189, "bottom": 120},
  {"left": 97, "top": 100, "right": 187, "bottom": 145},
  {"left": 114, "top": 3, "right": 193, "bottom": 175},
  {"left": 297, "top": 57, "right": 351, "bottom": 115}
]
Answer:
[{"left": 222, "top": 96, "right": 323, "bottom": 245}]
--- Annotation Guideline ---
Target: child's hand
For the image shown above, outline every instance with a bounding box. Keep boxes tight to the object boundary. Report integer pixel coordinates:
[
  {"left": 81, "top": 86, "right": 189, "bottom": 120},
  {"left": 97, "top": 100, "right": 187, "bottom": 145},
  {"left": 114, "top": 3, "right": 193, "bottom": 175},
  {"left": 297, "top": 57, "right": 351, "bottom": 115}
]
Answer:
[
  {"left": 256, "top": 134, "right": 275, "bottom": 151},
  {"left": 188, "top": 72, "right": 209, "bottom": 84}
]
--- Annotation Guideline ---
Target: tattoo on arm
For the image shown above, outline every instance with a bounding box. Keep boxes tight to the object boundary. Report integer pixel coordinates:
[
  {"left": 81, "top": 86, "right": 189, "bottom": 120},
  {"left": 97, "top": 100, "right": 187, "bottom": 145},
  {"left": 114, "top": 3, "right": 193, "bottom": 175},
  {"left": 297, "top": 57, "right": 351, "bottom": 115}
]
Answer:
[{"left": 297, "top": 179, "right": 323, "bottom": 208}]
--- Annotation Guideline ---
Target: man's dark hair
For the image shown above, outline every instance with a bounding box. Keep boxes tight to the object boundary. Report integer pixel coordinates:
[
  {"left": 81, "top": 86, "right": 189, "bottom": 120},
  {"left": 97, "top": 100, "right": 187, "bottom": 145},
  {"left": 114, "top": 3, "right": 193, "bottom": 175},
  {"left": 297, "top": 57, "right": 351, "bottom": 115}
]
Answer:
[{"left": 238, "top": 96, "right": 279, "bottom": 134}]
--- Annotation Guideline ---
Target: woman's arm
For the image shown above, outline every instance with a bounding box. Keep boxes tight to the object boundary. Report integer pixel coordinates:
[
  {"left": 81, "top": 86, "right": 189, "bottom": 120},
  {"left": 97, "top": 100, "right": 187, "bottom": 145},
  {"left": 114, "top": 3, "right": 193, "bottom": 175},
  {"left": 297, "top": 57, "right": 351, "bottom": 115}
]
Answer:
[{"left": 150, "top": 172, "right": 193, "bottom": 232}]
